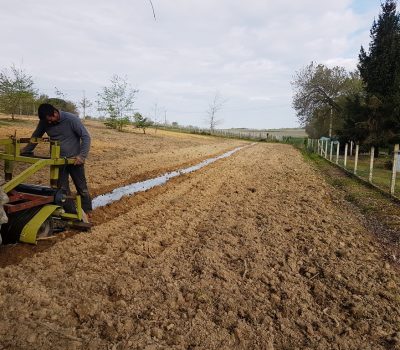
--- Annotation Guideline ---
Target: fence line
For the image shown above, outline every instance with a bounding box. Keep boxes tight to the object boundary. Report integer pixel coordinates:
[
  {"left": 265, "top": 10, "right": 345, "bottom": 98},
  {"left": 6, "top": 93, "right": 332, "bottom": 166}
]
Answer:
[
  {"left": 156, "top": 126, "right": 282, "bottom": 141},
  {"left": 304, "top": 138, "right": 400, "bottom": 199}
]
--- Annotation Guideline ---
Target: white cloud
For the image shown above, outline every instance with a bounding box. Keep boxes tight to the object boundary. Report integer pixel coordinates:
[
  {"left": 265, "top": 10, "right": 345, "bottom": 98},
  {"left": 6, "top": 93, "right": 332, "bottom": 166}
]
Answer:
[
  {"left": 249, "top": 96, "right": 271, "bottom": 102},
  {"left": 323, "top": 58, "right": 359, "bottom": 71},
  {"left": 0, "top": 0, "right": 381, "bottom": 128}
]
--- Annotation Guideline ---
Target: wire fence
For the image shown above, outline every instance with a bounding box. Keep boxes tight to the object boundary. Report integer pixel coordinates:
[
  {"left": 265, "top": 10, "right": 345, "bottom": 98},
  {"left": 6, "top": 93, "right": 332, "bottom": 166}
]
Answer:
[
  {"left": 155, "top": 126, "right": 400, "bottom": 198},
  {"left": 304, "top": 139, "right": 400, "bottom": 198},
  {"left": 156, "top": 125, "right": 281, "bottom": 141}
]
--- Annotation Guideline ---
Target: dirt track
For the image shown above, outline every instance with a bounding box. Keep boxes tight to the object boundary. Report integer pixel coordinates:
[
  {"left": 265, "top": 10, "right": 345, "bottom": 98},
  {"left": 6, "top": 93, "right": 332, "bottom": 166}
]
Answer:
[{"left": 0, "top": 139, "right": 399, "bottom": 349}]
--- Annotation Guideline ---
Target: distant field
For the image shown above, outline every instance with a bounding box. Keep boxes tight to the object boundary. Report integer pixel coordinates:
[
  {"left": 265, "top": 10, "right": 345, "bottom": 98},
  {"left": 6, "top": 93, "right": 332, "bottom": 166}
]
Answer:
[
  {"left": 221, "top": 128, "right": 307, "bottom": 138},
  {"left": 264, "top": 128, "right": 307, "bottom": 138}
]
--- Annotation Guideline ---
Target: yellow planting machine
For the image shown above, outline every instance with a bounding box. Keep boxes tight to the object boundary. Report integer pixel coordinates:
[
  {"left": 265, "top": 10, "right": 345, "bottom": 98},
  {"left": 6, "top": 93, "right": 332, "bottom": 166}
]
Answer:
[{"left": 0, "top": 136, "right": 90, "bottom": 244}]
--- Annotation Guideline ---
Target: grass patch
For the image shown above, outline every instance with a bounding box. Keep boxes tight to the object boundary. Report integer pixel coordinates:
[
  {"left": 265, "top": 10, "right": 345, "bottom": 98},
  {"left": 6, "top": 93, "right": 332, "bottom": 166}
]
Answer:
[
  {"left": 330, "top": 178, "right": 345, "bottom": 189},
  {"left": 333, "top": 154, "right": 398, "bottom": 193},
  {"left": 301, "top": 149, "right": 400, "bottom": 226}
]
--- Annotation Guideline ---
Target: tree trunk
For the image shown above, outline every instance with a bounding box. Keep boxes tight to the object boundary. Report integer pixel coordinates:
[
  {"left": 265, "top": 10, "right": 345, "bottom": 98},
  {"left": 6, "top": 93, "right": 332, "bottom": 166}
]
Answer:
[{"left": 374, "top": 146, "right": 380, "bottom": 158}]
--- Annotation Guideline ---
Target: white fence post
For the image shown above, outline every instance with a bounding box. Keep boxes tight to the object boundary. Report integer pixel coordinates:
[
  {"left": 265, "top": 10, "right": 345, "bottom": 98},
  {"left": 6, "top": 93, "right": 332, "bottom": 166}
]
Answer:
[
  {"left": 390, "top": 144, "right": 399, "bottom": 195},
  {"left": 354, "top": 144, "right": 359, "bottom": 175},
  {"left": 336, "top": 142, "right": 340, "bottom": 164},
  {"left": 324, "top": 140, "right": 328, "bottom": 159},
  {"left": 329, "top": 141, "right": 333, "bottom": 161},
  {"left": 344, "top": 143, "right": 348, "bottom": 168},
  {"left": 350, "top": 141, "right": 354, "bottom": 157},
  {"left": 369, "top": 146, "right": 375, "bottom": 183}
]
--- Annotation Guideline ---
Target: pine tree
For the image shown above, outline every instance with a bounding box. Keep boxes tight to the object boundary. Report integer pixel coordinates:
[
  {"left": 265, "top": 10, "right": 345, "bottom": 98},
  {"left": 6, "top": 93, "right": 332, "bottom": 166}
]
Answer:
[{"left": 358, "top": 0, "right": 400, "bottom": 144}]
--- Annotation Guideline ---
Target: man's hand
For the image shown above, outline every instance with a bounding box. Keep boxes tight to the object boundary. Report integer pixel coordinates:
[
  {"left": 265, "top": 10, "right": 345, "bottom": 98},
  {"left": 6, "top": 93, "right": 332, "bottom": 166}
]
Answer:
[{"left": 74, "top": 156, "right": 85, "bottom": 165}]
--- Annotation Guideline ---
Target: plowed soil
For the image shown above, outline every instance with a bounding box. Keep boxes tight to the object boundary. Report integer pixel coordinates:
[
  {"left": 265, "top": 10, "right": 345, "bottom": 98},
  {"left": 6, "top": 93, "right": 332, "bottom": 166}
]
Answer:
[
  {"left": 0, "top": 118, "right": 400, "bottom": 349},
  {"left": 0, "top": 117, "right": 246, "bottom": 196}
]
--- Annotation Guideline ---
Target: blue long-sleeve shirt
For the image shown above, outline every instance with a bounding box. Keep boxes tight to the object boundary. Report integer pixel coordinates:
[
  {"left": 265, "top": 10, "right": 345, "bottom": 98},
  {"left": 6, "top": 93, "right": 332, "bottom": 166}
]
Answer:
[{"left": 24, "top": 111, "right": 91, "bottom": 159}]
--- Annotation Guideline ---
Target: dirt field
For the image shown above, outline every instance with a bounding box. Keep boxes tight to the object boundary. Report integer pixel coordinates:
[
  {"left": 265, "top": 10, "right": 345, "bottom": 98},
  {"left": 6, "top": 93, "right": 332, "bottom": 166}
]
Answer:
[
  {"left": 0, "top": 117, "right": 246, "bottom": 196},
  {"left": 0, "top": 118, "right": 400, "bottom": 349}
]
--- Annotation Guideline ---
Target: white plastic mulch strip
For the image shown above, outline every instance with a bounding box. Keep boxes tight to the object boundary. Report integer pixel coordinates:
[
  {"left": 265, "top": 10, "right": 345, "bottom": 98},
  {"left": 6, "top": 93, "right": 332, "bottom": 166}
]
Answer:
[{"left": 92, "top": 145, "right": 249, "bottom": 209}]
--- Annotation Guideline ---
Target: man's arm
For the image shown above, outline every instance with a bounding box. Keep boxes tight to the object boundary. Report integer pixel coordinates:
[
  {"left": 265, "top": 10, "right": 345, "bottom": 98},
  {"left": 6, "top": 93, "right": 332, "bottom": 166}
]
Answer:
[
  {"left": 21, "top": 121, "right": 46, "bottom": 154},
  {"left": 71, "top": 118, "right": 91, "bottom": 163}
]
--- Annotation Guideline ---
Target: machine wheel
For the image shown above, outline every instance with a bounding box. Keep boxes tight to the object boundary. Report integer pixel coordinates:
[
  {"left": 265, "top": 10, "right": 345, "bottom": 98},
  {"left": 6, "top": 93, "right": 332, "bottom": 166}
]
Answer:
[
  {"left": 0, "top": 207, "right": 42, "bottom": 244},
  {"left": 36, "top": 218, "right": 54, "bottom": 239}
]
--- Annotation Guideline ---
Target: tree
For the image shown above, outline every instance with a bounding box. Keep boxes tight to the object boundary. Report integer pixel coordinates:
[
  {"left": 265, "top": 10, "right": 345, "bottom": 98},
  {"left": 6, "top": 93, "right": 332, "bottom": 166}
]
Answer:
[
  {"left": 54, "top": 86, "right": 66, "bottom": 99},
  {"left": 97, "top": 75, "right": 138, "bottom": 131},
  {"left": 205, "top": 91, "right": 226, "bottom": 131},
  {"left": 292, "top": 63, "right": 363, "bottom": 137},
  {"left": 79, "top": 92, "right": 92, "bottom": 119},
  {"left": 292, "top": 63, "right": 353, "bottom": 130},
  {"left": 45, "top": 97, "right": 79, "bottom": 114},
  {"left": 133, "top": 112, "right": 153, "bottom": 134},
  {"left": 358, "top": 0, "right": 400, "bottom": 145},
  {"left": 304, "top": 106, "right": 336, "bottom": 139},
  {"left": 0, "top": 65, "right": 36, "bottom": 119},
  {"left": 337, "top": 94, "right": 370, "bottom": 144},
  {"left": 104, "top": 115, "right": 131, "bottom": 131},
  {"left": 44, "top": 87, "right": 79, "bottom": 114}
]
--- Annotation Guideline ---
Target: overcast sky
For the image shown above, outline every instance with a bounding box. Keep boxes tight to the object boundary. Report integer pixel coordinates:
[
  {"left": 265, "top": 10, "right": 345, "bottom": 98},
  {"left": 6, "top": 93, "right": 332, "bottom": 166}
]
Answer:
[{"left": 0, "top": 0, "right": 383, "bottom": 129}]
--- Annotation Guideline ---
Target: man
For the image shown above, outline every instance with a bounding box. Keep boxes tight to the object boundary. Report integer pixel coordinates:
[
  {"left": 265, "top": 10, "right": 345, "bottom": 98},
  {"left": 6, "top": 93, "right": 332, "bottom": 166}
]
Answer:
[{"left": 22, "top": 103, "right": 92, "bottom": 220}]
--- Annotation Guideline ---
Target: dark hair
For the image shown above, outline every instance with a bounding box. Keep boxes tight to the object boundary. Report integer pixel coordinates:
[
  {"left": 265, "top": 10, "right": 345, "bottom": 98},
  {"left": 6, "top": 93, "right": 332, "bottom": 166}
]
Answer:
[{"left": 38, "top": 103, "right": 57, "bottom": 120}]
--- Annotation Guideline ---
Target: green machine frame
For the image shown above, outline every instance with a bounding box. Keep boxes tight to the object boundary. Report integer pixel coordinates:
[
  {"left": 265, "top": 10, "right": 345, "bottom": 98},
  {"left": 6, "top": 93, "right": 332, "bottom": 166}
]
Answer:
[{"left": 0, "top": 136, "right": 86, "bottom": 244}]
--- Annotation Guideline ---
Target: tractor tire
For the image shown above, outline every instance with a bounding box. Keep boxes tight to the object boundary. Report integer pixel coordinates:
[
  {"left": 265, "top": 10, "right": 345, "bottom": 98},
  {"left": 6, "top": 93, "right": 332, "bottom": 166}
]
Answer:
[{"left": 0, "top": 207, "right": 42, "bottom": 244}]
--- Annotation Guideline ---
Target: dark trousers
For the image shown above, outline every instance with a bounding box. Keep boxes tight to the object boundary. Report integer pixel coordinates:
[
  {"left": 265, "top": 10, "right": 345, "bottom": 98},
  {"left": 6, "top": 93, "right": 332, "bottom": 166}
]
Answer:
[{"left": 58, "top": 164, "right": 92, "bottom": 213}]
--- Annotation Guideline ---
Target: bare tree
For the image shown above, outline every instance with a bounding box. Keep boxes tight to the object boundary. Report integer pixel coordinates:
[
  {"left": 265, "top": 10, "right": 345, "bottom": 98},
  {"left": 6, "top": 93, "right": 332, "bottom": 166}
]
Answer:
[
  {"left": 79, "top": 90, "right": 92, "bottom": 119},
  {"left": 153, "top": 102, "right": 160, "bottom": 133},
  {"left": 54, "top": 86, "right": 66, "bottom": 99},
  {"left": 206, "top": 91, "right": 226, "bottom": 131}
]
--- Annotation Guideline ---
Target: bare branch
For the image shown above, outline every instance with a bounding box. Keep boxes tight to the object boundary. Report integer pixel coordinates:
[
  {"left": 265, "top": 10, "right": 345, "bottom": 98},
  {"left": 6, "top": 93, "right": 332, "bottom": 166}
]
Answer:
[{"left": 148, "top": 0, "right": 156, "bottom": 20}]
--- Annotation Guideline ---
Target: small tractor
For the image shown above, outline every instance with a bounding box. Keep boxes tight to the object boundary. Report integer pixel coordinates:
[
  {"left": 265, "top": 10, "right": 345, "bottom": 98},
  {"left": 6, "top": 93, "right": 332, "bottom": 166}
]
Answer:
[{"left": 0, "top": 136, "right": 91, "bottom": 245}]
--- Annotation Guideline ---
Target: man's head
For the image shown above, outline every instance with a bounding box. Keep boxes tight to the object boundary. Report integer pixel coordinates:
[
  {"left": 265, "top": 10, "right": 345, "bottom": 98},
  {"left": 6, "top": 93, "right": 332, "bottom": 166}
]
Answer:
[{"left": 38, "top": 103, "right": 60, "bottom": 125}]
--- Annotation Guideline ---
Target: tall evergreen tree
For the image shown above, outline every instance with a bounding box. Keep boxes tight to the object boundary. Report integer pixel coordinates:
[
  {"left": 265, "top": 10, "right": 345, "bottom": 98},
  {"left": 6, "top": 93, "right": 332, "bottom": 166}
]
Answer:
[{"left": 358, "top": 0, "right": 400, "bottom": 144}]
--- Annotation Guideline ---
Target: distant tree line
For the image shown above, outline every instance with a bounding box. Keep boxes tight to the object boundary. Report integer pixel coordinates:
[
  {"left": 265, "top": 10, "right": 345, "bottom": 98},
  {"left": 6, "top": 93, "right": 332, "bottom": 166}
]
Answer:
[
  {"left": 0, "top": 66, "right": 154, "bottom": 132},
  {"left": 0, "top": 66, "right": 80, "bottom": 119},
  {"left": 292, "top": 0, "right": 400, "bottom": 152}
]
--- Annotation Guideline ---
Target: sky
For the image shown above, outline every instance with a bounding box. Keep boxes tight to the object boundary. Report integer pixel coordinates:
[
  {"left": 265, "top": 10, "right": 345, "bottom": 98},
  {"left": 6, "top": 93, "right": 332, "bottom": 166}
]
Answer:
[{"left": 0, "top": 0, "right": 385, "bottom": 129}]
